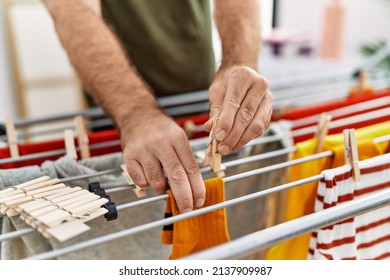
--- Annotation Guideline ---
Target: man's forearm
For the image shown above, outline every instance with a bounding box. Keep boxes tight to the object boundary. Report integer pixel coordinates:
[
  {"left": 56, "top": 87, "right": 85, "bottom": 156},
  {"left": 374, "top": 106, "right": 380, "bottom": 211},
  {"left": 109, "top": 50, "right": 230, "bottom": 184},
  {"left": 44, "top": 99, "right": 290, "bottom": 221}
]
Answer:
[
  {"left": 207, "top": 0, "right": 271, "bottom": 157},
  {"left": 43, "top": 0, "right": 159, "bottom": 132},
  {"left": 214, "top": 0, "right": 261, "bottom": 70},
  {"left": 44, "top": 0, "right": 207, "bottom": 213}
]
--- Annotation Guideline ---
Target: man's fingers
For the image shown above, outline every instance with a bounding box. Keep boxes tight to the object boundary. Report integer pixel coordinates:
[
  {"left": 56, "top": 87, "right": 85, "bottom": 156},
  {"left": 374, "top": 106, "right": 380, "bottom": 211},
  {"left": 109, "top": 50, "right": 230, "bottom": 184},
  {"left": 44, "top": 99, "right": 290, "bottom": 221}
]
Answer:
[
  {"left": 157, "top": 144, "right": 194, "bottom": 213},
  {"left": 203, "top": 118, "right": 213, "bottom": 133},
  {"left": 139, "top": 155, "right": 167, "bottom": 194},
  {"left": 214, "top": 69, "right": 253, "bottom": 142},
  {"left": 173, "top": 137, "right": 206, "bottom": 209},
  {"left": 125, "top": 159, "right": 148, "bottom": 188},
  {"left": 217, "top": 86, "right": 263, "bottom": 155},
  {"left": 204, "top": 105, "right": 222, "bottom": 132},
  {"left": 231, "top": 92, "right": 273, "bottom": 152},
  {"left": 121, "top": 114, "right": 205, "bottom": 214}
]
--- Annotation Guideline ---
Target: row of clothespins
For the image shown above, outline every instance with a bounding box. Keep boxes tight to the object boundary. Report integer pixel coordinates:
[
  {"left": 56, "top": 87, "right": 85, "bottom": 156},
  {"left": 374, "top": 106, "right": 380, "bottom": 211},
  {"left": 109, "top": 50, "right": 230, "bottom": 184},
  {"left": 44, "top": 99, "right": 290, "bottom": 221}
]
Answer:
[
  {"left": 0, "top": 176, "right": 117, "bottom": 242},
  {"left": 5, "top": 115, "right": 91, "bottom": 161}
]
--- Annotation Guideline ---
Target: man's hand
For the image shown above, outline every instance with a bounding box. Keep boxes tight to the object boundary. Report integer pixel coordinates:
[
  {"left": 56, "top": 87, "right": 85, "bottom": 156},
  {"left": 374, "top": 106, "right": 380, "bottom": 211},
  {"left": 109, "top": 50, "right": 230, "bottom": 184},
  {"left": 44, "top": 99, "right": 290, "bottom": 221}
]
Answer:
[
  {"left": 121, "top": 108, "right": 206, "bottom": 213},
  {"left": 42, "top": 0, "right": 205, "bottom": 213},
  {"left": 204, "top": 65, "right": 273, "bottom": 155}
]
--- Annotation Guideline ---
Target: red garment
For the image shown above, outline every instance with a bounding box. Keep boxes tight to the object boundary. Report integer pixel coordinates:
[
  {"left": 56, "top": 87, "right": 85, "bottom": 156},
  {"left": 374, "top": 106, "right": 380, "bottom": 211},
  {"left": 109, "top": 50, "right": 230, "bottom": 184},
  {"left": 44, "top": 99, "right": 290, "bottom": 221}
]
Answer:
[
  {"left": 274, "top": 88, "right": 390, "bottom": 143},
  {"left": 279, "top": 88, "right": 389, "bottom": 121},
  {"left": 0, "top": 129, "right": 121, "bottom": 169},
  {"left": 292, "top": 103, "right": 390, "bottom": 131},
  {"left": 293, "top": 110, "right": 390, "bottom": 143}
]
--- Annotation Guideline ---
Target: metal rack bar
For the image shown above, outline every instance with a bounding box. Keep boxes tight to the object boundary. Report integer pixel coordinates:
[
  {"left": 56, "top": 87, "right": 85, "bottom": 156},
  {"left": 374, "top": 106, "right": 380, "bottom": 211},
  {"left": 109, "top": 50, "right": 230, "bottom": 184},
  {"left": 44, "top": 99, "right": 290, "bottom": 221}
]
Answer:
[
  {"left": 0, "top": 148, "right": 321, "bottom": 243},
  {"left": 24, "top": 175, "right": 323, "bottom": 260},
  {"left": 184, "top": 188, "right": 390, "bottom": 260}
]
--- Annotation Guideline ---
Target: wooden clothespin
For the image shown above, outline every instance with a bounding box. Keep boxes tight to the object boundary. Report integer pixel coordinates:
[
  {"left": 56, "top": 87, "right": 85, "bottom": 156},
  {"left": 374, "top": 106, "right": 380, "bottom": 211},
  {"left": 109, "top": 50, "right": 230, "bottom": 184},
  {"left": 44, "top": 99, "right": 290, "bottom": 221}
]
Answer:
[
  {"left": 3, "top": 183, "right": 66, "bottom": 217},
  {"left": 0, "top": 177, "right": 61, "bottom": 216},
  {"left": 203, "top": 116, "right": 225, "bottom": 177},
  {"left": 271, "top": 103, "right": 291, "bottom": 121},
  {"left": 0, "top": 176, "right": 50, "bottom": 198},
  {"left": 0, "top": 176, "right": 117, "bottom": 241},
  {"left": 357, "top": 69, "right": 368, "bottom": 94},
  {"left": 350, "top": 69, "right": 373, "bottom": 96},
  {"left": 314, "top": 113, "right": 332, "bottom": 153},
  {"left": 74, "top": 116, "right": 90, "bottom": 159},
  {"left": 5, "top": 116, "right": 19, "bottom": 158},
  {"left": 64, "top": 129, "right": 78, "bottom": 160},
  {"left": 343, "top": 129, "right": 360, "bottom": 181},
  {"left": 121, "top": 164, "right": 146, "bottom": 198}
]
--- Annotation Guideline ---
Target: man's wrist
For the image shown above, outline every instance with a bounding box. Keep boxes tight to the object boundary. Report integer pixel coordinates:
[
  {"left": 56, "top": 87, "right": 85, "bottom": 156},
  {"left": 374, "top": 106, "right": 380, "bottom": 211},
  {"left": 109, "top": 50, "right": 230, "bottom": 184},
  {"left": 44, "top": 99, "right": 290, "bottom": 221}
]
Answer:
[
  {"left": 219, "top": 60, "right": 258, "bottom": 72},
  {"left": 112, "top": 92, "right": 161, "bottom": 135}
]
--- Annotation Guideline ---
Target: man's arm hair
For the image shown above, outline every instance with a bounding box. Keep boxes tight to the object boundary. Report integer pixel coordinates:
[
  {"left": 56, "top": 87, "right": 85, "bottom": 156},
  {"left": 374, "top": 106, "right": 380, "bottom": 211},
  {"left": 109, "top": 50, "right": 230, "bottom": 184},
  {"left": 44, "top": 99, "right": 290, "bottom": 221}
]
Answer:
[
  {"left": 43, "top": 0, "right": 159, "bottom": 132},
  {"left": 214, "top": 0, "right": 261, "bottom": 70},
  {"left": 43, "top": 0, "right": 207, "bottom": 213},
  {"left": 205, "top": 0, "right": 272, "bottom": 156}
]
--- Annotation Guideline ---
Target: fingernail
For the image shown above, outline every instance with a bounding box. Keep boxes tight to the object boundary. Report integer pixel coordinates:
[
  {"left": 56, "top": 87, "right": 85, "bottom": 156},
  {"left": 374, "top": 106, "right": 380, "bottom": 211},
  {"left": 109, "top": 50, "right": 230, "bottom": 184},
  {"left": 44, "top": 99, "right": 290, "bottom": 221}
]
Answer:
[
  {"left": 196, "top": 198, "right": 205, "bottom": 208},
  {"left": 215, "top": 130, "right": 226, "bottom": 141},
  {"left": 182, "top": 208, "right": 192, "bottom": 213},
  {"left": 219, "top": 145, "right": 230, "bottom": 155}
]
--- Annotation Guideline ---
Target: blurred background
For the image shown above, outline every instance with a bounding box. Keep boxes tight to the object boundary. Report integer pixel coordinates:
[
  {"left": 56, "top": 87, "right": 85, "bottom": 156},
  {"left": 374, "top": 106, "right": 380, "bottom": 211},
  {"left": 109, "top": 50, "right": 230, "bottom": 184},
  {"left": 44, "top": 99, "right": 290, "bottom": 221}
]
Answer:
[{"left": 0, "top": 0, "right": 390, "bottom": 136}]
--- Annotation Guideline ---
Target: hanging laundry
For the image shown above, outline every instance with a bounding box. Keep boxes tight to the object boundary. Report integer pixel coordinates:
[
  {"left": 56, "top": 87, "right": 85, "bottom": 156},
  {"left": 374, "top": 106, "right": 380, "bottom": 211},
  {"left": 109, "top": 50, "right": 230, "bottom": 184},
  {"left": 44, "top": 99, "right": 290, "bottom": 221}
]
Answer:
[
  {"left": 220, "top": 121, "right": 293, "bottom": 259},
  {"left": 0, "top": 153, "right": 125, "bottom": 189},
  {"left": 266, "top": 120, "right": 390, "bottom": 260},
  {"left": 161, "top": 177, "right": 230, "bottom": 259},
  {"left": 276, "top": 88, "right": 390, "bottom": 121},
  {"left": 309, "top": 153, "right": 390, "bottom": 260},
  {"left": 1, "top": 153, "right": 170, "bottom": 260},
  {"left": 0, "top": 129, "right": 121, "bottom": 169},
  {"left": 291, "top": 95, "right": 390, "bottom": 131},
  {"left": 0, "top": 113, "right": 212, "bottom": 170},
  {"left": 271, "top": 88, "right": 390, "bottom": 143}
]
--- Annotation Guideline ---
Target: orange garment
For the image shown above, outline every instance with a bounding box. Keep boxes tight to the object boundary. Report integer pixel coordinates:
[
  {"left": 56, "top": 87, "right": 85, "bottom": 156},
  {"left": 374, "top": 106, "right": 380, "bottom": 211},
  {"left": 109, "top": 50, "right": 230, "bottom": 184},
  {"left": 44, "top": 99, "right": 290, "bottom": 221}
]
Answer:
[
  {"left": 349, "top": 84, "right": 374, "bottom": 97},
  {"left": 161, "top": 177, "right": 230, "bottom": 259},
  {"left": 266, "top": 121, "right": 390, "bottom": 260}
]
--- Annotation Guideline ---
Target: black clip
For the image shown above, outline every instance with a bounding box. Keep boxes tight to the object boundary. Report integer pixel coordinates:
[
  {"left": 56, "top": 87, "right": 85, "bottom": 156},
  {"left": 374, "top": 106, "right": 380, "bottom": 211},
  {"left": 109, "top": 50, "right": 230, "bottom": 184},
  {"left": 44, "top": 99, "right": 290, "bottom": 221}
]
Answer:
[{"left": 88, "top": 182, "right": 118, "bottom": 221}]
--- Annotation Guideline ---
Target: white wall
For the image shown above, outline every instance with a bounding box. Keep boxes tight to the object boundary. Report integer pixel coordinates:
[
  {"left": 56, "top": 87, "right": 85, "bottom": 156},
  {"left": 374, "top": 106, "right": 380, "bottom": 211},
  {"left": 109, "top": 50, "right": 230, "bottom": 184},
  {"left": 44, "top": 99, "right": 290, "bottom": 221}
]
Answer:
[
  {"left": 277, "top": 0, "right": 390, "bottom": 53},
  {"left": 0, "top": 1, "right": 17, "bottom": 120}
]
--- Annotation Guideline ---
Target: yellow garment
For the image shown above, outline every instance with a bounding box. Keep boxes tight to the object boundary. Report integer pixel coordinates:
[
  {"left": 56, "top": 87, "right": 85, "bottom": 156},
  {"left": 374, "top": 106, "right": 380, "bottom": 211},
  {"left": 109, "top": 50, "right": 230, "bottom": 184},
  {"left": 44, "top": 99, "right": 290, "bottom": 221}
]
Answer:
[
  {"left": 161, "top": 177, "right": 230, "bottom": 259},
  {"left": 266, "top": 121, "right": 390, "bottom": 260},
  {"left": 349, "top": 84, "right": 374, "bottom": 97}
]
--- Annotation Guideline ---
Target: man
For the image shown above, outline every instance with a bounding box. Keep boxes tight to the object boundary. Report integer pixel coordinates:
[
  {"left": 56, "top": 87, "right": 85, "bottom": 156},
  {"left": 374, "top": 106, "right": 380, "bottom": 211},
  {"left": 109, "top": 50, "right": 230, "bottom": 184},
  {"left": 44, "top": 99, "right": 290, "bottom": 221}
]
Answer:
[{"left": 43, "top": 0, "right": 272, "bottom": 214}]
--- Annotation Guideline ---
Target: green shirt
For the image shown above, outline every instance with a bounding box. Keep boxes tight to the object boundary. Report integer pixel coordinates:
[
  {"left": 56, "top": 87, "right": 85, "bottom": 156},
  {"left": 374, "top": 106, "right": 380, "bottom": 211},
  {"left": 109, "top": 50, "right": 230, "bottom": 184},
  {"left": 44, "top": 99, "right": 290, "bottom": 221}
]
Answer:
[{"left": 101, "top": 0, "right": 216, "bottom": 97}]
